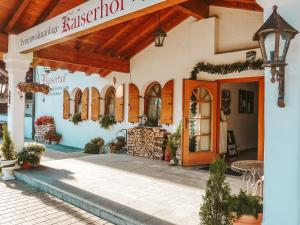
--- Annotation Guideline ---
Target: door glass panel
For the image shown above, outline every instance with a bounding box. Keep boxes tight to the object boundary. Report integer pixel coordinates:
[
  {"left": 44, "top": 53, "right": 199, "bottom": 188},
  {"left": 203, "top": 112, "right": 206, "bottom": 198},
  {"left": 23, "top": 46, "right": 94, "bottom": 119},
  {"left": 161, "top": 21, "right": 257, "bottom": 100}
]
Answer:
[{"left": 189, "top": 87, "right": 212, "bottom": 152}]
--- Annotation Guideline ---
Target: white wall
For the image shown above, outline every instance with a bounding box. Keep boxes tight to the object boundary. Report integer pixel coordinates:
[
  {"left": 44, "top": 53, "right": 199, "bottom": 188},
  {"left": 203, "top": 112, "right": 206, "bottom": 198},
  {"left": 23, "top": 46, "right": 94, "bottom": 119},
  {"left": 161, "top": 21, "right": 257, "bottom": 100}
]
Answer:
[
  {"left": 257, "top": 1, "right": 300, "bottom": 225},
  {"left": 221, "top": 82, "right": 258, "bottom": 151},
  {"left": 210, "top": 6, "right": 263, "bottom": 53},
  {"left": 0, "top": 114, "right": 32, "bottom": 139},
  {"left": 34, "top": 7, "right": 263, "bottom": 149}
]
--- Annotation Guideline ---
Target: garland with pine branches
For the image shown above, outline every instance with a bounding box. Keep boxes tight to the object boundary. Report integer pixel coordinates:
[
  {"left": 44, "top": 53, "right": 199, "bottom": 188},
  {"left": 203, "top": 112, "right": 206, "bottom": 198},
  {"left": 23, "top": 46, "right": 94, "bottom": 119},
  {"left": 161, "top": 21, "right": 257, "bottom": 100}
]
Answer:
[{"left": 190, "top": 59, "right": 263, "bottom": 80}]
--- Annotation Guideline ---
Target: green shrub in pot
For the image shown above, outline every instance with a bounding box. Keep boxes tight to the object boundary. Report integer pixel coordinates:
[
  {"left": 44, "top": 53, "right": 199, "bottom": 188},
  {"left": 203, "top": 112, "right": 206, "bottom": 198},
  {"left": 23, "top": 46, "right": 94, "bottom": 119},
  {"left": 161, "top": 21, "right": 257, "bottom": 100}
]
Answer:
[
  {"left": 0, "top": 125, "right": 17, "bottom": 180},
  {"left": 18, "top": 150, "right": 40, "bottom": 168},
  {"left": 70, "top": 113, "right": 82, "bottom": 125},
  {"left": 0, "top": 125, "right": 16, "bottom": 161},
  {"left": 99, "top": 115, "right": 116, "bottom": 129},
  {"left": 231, "top": 190, "right": 263, "bottom": 219},
  {"left": 23, "top": 142, "right": 46, "bottom": 155},
  {"left": 84, "top": 137, "right": 105, "bottom": 154},
  {"left": 199, "top": 157, "right": 233, "bottom": 225}
]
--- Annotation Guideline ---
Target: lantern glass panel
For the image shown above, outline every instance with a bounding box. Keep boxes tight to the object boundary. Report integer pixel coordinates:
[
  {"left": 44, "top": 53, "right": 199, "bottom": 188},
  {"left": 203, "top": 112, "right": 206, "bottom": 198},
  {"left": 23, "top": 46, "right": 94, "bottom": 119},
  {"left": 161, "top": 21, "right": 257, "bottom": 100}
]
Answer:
[
  {"left": 279, "top": 32, "right": 291, "bottom": 61},
  {"left": 264, "top": 32, "right": 276, "bottom": 62},
  {"left": 2, "top": 84, "right": 6, "bottom": 93},
  {"left": 154, "top": 34, "right": 164, "bottom": 47}
]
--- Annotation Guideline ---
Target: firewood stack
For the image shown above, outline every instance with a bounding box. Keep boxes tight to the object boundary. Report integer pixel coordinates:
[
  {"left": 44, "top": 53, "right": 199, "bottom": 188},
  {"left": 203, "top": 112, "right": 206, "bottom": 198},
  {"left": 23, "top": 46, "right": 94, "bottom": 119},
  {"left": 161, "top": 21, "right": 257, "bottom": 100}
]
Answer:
[{"left": 127, "top": 126, "right": 167, "bottom": 160}]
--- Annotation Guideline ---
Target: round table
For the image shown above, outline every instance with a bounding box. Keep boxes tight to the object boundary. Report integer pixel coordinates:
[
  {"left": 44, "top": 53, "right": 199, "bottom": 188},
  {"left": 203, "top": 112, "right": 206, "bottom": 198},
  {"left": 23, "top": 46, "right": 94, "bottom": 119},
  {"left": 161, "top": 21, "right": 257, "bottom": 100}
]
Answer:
[{"left": 231, "top": 160, "right": 264, "bottom": 196}]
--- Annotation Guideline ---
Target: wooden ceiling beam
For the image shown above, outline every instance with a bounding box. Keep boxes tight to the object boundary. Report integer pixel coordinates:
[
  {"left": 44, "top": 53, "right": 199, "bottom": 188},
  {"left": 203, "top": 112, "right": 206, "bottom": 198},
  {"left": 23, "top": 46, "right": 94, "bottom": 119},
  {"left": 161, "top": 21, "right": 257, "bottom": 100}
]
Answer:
[
  {"left": 35, "top": 46, "right": 129, "bottom": 73},
  {"left": 174, "top": 0, "right": 209, "bottom": 20},
  {"left": 93, "top": 18, "right": 148, "bottom": 54},
  {"left": 126, "top": 13, "right": 188, "bottom": 58},
  {"left": 117, "top": 8, "right": 177, "bottom": 56},
  {"left": 208, "top": 0, "right": 263, "bottom": 12},
  {"left": 34, "top": 0, "right": 61, "bottom": 25},
  {"left": 3, "top": 0, "right": 32, "bottom": 33}
]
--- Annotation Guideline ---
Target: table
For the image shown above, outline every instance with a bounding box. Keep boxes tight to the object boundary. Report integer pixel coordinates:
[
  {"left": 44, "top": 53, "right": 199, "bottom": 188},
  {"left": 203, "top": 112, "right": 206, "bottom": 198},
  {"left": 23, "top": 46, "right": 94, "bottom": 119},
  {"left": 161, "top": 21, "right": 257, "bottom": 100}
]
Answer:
[{"left": 231, "top": 160, "right": 264, "bottom": 196}]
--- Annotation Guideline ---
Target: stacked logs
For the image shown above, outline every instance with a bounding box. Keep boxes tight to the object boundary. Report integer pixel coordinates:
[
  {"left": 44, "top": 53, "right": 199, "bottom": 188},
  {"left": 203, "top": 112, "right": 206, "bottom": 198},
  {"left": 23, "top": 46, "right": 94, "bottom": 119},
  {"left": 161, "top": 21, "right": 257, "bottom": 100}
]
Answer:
[
  {"left": 34, "top": 124, "right": 56, "bottom": 144},
  {"left": 127, "top": 126, "right": 167, "bottom": 160}
]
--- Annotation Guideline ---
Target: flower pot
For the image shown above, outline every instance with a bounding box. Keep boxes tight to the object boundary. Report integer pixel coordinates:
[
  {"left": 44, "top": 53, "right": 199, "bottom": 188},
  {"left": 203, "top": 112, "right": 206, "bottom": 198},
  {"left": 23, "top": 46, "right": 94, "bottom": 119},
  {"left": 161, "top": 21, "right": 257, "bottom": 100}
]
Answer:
[
  {"left": 50, "top": 140, "right": 58, "bottom": 145},
  {"left": 21, "top": 161, "right": 32, "bottom": 169},
  {"left": 233, "top": 214, "right": 263, "bottom": 225},
  {"left": 1, "top": 159, "right": 17, "bottom": 181}
]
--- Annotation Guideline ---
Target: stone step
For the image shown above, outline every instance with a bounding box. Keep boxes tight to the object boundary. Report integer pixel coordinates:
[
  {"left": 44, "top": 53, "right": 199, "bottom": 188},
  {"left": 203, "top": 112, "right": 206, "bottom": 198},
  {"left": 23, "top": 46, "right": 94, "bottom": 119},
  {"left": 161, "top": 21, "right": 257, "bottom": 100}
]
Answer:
[{"left": 15, "top": 170, "right": 173, "bottom": 225}]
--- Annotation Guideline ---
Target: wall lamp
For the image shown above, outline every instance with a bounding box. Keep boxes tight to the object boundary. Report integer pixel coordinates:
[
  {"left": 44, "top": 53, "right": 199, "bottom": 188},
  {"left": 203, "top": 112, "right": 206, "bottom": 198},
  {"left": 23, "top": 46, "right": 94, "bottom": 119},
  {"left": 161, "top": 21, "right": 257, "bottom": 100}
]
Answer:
[{"left": 253, "top": 5, "right": 298, "bottom": 107}]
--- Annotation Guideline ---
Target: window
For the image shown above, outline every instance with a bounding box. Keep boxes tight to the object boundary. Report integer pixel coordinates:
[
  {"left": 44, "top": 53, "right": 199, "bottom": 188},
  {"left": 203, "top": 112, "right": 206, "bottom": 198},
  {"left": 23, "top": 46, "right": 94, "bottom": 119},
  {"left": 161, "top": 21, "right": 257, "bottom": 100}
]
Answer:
[
  {"left": 189, "top": 87, "right": 212, "bottom": 152},
  {"left": 105, "top": 86, "right": 116, "bottom": 116},
  {"left": 145, "top": 82, "right": 162, "bottom": 126},
  {"left": 74, "top": 89, "right": 82, "bottom": 114}
]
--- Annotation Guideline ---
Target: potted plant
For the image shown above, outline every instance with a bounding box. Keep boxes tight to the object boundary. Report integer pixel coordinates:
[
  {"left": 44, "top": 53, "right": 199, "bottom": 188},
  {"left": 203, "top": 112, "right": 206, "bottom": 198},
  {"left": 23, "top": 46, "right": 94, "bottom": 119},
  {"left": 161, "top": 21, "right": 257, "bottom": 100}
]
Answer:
[
  {"left": 23, "top": 142, "right": 46, "bottom": 162},
  {"left": 17, "top": 150, "right": 40, "bottom": 169},
  {"left": 46, "top": 130, "right": 62, "bottom": 144},
  {"left": 199, "top": 157, "right": 233, "bottom": 225},
  {"left": 34, "top": 115, "right": 56, "bottom": 144},
  {"left": 84, "top": 137, "right": 105, "bottom": 154},
  {"left": 109, "top": 136, "right": 126, "bottom": 154},
  {"left": 35, "top": 116, "right": 54, "bottom": 126},
  {"left": 0, "top": 125, "right": 17, "bottom": 180},
  {"left": 99, "top": 115, "right": 116, "bottom": 129},
  {"left": 69, "top": 113, "right": 82, "bottom": 125},
  {"left": 231, "top": 190, "right": 263, "bottom": 225},
  {"left": 167, "top": 122, "right": 181, "bottom": 165}
]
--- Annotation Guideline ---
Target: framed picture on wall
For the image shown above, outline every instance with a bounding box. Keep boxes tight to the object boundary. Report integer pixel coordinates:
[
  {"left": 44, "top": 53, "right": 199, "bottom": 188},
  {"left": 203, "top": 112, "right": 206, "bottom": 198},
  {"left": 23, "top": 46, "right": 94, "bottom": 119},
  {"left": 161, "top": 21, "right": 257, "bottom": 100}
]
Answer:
[
  {"left": 239, "top": 89, "right": 254, "bottom": 114},
  {"left": 221, "top": 89, "right": 231, "bottom": 115}
]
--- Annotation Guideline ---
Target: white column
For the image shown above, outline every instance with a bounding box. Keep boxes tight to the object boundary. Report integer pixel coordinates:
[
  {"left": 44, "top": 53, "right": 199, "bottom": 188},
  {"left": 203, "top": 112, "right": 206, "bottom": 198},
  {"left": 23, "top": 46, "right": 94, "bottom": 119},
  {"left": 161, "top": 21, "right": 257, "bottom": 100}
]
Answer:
[
  {"left": 257, "top": 1, "right": 300, "bottom": 225},
  {"left": 4, "top": 35, "right": 33, "bottom": 152}
]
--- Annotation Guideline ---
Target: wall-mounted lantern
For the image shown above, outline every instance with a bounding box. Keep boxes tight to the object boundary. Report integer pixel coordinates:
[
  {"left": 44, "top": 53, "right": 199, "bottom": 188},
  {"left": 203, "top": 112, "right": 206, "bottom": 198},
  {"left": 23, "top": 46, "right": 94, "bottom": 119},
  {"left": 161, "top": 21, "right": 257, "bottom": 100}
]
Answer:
[
  {"left": 253, "top": 5, "right": 298, "bottom": 107},
  {"left": 153, "top": 14, "right": 167, "bottom": 47}
]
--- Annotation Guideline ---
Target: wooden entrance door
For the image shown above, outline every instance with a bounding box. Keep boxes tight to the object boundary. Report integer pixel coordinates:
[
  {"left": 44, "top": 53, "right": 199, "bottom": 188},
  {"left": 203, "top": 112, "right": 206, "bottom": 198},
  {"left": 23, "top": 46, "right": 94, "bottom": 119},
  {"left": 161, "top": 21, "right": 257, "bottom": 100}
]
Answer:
[{"left": 182, "top": 80, "right": 218, "bottom": 166}]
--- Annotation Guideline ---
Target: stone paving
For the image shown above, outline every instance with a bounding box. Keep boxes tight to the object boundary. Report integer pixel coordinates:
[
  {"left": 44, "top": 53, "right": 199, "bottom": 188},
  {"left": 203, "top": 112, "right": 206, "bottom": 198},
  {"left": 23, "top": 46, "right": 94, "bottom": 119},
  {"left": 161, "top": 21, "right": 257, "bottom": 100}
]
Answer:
[
  {"left": 0, "top": 181, "right": 113, "bottom": 225},
  {"left": 15, "top": 154, "right": 246, "bottom": 225},
  {"left": 43, "top": 148, "right": 86, "bottom": 162}
]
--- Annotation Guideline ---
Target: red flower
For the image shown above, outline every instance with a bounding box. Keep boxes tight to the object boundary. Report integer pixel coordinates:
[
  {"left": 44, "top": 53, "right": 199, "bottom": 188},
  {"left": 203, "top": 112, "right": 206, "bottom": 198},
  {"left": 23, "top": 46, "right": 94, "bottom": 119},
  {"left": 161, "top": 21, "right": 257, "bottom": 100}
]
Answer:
[{"left": 35, "top": 116, "right": 54, "bottom": 126}]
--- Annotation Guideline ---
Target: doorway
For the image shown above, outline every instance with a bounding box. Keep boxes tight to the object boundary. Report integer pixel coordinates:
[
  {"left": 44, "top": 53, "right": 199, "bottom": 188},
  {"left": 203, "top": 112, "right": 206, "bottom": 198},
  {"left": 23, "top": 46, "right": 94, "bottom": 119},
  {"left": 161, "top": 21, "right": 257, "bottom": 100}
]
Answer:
[{"left": 182, "top": 77, "right": 264, "bottom": 166}]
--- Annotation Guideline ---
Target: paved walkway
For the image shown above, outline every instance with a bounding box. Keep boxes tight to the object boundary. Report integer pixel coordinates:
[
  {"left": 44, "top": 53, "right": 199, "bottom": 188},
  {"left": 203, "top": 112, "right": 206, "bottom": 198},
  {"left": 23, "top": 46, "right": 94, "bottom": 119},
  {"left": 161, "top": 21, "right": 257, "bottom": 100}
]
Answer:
[
  {"left": 15, "top": 154, "right": 246, "bottom": 225},
  {"left": 43, "top": 149, "right": 86, "bottom": 162},
  {"left": 0, "top": 181, "right": 112, "bottom": 225}
]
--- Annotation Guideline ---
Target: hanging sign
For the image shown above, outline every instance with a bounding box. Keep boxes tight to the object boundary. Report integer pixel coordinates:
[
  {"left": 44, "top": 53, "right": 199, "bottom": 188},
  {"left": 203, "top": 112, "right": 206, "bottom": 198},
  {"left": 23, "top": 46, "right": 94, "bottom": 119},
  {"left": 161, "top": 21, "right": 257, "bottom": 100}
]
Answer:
[{"left": 16, "top": 0, "right": 172, "bottom": 53}]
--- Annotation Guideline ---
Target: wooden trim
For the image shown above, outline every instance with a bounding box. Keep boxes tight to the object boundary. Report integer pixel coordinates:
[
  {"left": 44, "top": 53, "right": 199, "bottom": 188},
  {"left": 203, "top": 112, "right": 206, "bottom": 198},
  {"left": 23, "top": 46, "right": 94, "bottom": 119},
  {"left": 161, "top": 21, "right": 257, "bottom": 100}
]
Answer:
[
  {"left": 174, "top": 0, "right": 209, "bottom": 20},
  {"left": 35, "top": 46, "right": 130, "bottom": 73},
  {"left": 209, "top": 0, "right": 263, "bottom": 12},
  {"left": 216, "top": 76, "right": 264, "bottom": 161},
  {"left": 0, "top": 33, "right": 8, "bottom": 53},
  {"left": 182, "top": 79, "right": 218, "bottom": 166}
]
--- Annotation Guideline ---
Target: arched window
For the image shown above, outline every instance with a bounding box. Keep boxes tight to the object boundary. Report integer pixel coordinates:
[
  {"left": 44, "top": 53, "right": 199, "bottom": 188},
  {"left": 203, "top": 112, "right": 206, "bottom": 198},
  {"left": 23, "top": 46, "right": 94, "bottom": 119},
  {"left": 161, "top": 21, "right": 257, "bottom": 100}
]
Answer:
[
  {"left": 145, "top": 82, "right": 162, "bottom": 126},
  {"left": 74, "top": 89, "right": 82, "bottom": 114},
  {"left": 105, "top": 86, "right": 116, "bottom": 116}
]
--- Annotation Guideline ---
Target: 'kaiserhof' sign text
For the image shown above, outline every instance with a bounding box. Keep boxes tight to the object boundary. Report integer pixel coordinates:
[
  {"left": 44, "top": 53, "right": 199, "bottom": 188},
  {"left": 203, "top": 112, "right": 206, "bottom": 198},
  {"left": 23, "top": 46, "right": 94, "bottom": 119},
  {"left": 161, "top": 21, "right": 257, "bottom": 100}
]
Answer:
[{"left": 16, "top": 0, "right": 174, "bottom": 53}]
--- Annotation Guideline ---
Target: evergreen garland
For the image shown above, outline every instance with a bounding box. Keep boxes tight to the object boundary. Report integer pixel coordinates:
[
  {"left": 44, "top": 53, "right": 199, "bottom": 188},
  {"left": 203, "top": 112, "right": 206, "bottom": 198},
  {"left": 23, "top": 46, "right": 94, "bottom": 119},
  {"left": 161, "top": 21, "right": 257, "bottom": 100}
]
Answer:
[{"left": 190, "top": 59, "right": 263, "bottom": 80}]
